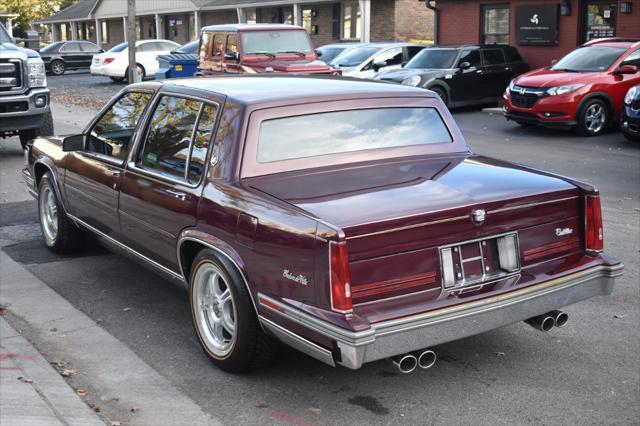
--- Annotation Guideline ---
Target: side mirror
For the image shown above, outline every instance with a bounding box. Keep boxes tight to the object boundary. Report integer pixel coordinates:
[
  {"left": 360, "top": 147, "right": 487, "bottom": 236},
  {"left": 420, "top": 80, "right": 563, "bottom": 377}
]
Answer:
[
  {"left": 315, "top": 49, "right": 322, "bottom": 57},
  {"left": 401, "top": 61, "right": 407, "bottom": 68},
  {"left": 62, "top": 134, "right": 85, "bottom": 152},
  {"left": 224, "top": 51, "right": 239, "bottom": 62},
  {"left": 550, "top": 59, "right": 557, "bottom": 65},
  {"left": 614, "top": 64, "right": 638, "bottom": 75},
  {"left": 459, "top": 61, "right": 471, "bottom": 70},
  {"left": 373, "top": 61, "right": 387, "bottom": 72}
]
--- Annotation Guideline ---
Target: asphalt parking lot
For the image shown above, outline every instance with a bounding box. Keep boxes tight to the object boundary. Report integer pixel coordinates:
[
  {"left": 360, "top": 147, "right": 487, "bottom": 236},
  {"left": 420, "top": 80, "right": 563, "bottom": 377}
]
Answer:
[{"left": 1, "top": 74, "right": 639, "bottom": 424}]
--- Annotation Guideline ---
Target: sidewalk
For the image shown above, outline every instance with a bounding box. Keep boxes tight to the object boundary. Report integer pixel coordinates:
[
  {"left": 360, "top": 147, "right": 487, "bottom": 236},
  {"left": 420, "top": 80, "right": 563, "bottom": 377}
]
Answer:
[{"left": 0, "top": 317, "right": 104, "bottom": 426}]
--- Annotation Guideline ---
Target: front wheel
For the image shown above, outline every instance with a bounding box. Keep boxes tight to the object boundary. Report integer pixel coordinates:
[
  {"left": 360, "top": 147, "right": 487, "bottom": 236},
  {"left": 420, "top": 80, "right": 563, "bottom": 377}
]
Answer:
[
  {"left": 19, "top": 110, "right": 54, "bottom": 150},
  {"left": 576, "top": 99, "right": 608, "bottom": 136},
  {"left": 38, "top": 173, "right": 83, "bottom": 253},
  {"left": 189, "top": 250, "right": 279, "bottom": 373}
]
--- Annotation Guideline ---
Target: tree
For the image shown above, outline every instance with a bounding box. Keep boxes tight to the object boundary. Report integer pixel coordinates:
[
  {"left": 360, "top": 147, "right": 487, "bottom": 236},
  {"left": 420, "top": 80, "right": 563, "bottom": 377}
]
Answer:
[{"left": 0, "top": 0, "right": 75, "bottom": 33}]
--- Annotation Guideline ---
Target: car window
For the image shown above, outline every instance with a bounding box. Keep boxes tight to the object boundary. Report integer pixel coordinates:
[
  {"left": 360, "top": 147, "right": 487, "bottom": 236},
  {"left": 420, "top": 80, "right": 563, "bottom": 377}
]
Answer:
[
  {"left": 331, "top": 46, "right": 379, "bottom": 67},
  {"left": 159, "top": 42, "right": 177, "bottom": 51},
  {"left": 406, "top": 46, "right": 425, "bottom": 59},
  {"left": 136, "top": 43, "right": 151, "bottom": 52},
  {"left": 622, "top": 49, "right": 640, "bottom": 67},
  {"left": 60, "top": 42, "right": 80, "bottom": 53},
  {"left": 457, "top": 50, "right": 481, "bottom": 68},
  {"left": 188, "top": 104, "right": 218, "bottom": 182},
  {"left": 41, "top": 42, "right": 64, "bottom": 53},
  {"left": 504, "top": 47, "right": 523, "bottom": 63},
  {"left": 226, "top": 34, "right": 238, "bottom": 55},
  {"left": 551, "top": 45, "right": 625, "bottom": 72},
  {"left": 374, "top": 47, "right": 403, "bottom": 66},
  {"left": 212, "top": 34, "right": 224, "bottom": 59},
  {"left": 482, "top": 49, "right": 505, "bottom": 65},
  {"left": 257, "top": 107, "right": 452, "bottom": 163},
  {"left": 79, "top": 42, "right": 100, "bottom": 53},
  {"left": 87, "top": 92, "right": 152, "bottom": 161},
  {"left": 139, "top": 96, "right": 212, "bottom": 181}
]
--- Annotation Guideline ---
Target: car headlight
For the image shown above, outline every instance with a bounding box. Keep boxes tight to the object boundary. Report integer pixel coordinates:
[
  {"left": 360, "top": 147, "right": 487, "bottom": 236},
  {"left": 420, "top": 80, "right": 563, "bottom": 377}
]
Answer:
[
  {"left": 401, "top": 75, "right": 422, "bottom": 87},
  {"left": 508, "top": 79, "right": 516, "bottom": 91},
  {"left": 27, "top": 57, "right": 47, "bottom": 88},
  {"left": 546, "top": 84, "right": 584, "bottom": 96},
  {"left": 624, "top": 86, "right": 638, "bottom": 105}
]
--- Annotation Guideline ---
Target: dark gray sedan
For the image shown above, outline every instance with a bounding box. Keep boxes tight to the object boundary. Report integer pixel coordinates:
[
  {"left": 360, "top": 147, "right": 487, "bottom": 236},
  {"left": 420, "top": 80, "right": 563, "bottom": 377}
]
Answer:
[{"left": 40, "top": 40, "right": 103, "bottom": 75}]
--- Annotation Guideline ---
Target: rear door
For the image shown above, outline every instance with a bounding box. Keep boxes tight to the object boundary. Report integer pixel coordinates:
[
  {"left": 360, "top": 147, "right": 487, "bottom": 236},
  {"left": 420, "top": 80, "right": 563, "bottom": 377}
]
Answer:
[
  {"left": 60, "top": 42, "right": 84, "bottom": 68},
  {"left": 64, "top": 91, "right": 153, "bottom": 237},
  {"left": 79, "top": 41, "right": 101, "bottom": 67},
  {"left": 480, "top": 48, "right": 511, "bottom": 98},
  {"left": 118, "top": 92, "right": 220, "bottom": 269}
]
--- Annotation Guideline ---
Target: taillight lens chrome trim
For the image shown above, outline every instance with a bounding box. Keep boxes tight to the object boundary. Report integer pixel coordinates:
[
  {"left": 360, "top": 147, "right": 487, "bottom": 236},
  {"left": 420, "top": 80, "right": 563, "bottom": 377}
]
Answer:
[
  {"left": 329, "top": 242, "right": 353, "bottom": 314},
  {"left": 585, "top": 195, "right": 604, "bottom": 252}
]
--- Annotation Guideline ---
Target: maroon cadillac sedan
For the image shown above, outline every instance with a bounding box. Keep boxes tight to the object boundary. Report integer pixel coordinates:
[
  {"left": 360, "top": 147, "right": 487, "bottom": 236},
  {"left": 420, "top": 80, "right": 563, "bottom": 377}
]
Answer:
[{"left": 23, "top": 75, "right": 623, "bottom": 373}]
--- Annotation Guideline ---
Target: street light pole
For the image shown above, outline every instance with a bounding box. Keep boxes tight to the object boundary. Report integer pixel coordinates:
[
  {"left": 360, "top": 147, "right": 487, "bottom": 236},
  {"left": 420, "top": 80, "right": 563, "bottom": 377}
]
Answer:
[{"left": 126, "top": 0, "right": 138, "bottom": 83}]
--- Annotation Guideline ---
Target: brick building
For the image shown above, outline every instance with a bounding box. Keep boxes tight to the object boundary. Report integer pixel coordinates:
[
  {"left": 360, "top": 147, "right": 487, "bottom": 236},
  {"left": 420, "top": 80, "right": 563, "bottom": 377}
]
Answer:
[
  {"left": 37, "top": 0, "right": 434, "bottom": 50},
  {"left": 435, "top": 0, "right": 640, "bottom": 69}
]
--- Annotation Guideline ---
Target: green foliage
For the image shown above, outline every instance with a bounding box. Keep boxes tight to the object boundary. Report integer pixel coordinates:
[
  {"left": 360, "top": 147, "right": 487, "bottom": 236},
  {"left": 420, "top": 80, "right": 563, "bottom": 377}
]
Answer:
[{"left": 0, "top": 0, "right": 75, "bottom": 31}]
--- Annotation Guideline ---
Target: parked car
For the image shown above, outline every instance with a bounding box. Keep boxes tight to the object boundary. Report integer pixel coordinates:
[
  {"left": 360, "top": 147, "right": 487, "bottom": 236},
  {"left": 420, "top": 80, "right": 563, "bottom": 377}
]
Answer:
[
  {"left": 315, "top": 42, "right": 359, "bottom": 64},
  {"left": 197, "top": 24, "right": 338, "bottom": 75},
  {"left": 0, "top": 23, "right": 52, "bottom": 149},
  {"left": 40, "top": 40, "right": 103, "bottom": 75},
  {"left": 172, "top": 40, "right": 199, "bottom": 55},
  {"left": 621, "top": 85, "right": 640, "bottom": 141},
  {"left": 330, "top": 42, "right": 428, "bottom": 79},
  {"left": 90, "top": 39, "right": 180, "bottom": 82},
  {"left": 23, "top": 75, "right": 623, "bottom": 373},
  {"left": 375, "top": 45, "right": 529, "bottom": 108},
  {"left": 503, "top": 38, "right": 640, "bottom": 136}
]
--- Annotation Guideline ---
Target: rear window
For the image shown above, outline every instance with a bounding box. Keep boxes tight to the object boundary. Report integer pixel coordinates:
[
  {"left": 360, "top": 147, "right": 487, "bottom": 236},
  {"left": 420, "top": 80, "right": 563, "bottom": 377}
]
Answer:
[
  {"left": 109, "top": 42, "right": 128, "bottom": 53},
  {"left": 257, "top": 107, "right": 452, "bottom": 163}
]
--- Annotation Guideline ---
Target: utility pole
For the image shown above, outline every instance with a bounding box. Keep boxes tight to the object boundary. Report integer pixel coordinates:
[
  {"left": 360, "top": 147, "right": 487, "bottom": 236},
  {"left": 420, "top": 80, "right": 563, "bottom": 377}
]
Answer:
[{"left": 126, "top": 0, "right": 139, "bottom": 83}]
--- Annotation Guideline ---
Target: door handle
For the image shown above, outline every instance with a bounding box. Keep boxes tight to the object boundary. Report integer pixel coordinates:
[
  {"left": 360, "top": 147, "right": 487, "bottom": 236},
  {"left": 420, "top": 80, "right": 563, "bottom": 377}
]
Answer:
[
  {"left": 106, "top": 169, "right": 122, "bottom": 177},
  {"left": 476, "top": 69, "right": 483, "bottom": 74},
  {"left": 164, "top": 189, "right": 187, "bottom": 201},
  {"left": 504, "top": 67, "right": 511, "bottom": 71}
]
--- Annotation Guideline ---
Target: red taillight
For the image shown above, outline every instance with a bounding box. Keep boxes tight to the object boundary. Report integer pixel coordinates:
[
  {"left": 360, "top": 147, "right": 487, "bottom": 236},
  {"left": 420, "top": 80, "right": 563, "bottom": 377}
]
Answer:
[
  {"left": 330, "top": 242, "right": 352, "bottom": 313},
  {"left": 586, "top": 195, "right": 604, "bottom": 252},
  {"left": 103, "top": 58, "right": 115, "bottom": 64}
]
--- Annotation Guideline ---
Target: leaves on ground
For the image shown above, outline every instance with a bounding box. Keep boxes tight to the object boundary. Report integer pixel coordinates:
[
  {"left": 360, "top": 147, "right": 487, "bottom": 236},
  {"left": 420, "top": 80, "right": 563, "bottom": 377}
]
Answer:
[
  {"left": 76, "top": 388, "right": 88, "bottom": 397},
  {"left": 17, "top": 376, "right": 32, "bottom": 384}
]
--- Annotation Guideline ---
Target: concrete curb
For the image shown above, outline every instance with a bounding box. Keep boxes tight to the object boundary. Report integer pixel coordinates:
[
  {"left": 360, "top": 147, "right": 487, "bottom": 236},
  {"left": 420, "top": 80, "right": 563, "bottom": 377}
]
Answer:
[
  {"left": 1, "top": 317, "right": 104, "bottom": 426},
  {"left": 0, "top": 248, "right": 220, "bottom": 426}
]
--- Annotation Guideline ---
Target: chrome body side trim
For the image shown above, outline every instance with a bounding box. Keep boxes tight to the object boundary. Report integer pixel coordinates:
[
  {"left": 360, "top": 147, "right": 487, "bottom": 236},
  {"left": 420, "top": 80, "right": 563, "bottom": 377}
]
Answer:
[
  {"left": 68, "top": 214, "right": 185, "bottom": 285},
  {"left": 259, "top": 316, "right": 335, "bottom": 367},
  {"left": 258, "top": 262, "right": 623, "bottom": 369}
]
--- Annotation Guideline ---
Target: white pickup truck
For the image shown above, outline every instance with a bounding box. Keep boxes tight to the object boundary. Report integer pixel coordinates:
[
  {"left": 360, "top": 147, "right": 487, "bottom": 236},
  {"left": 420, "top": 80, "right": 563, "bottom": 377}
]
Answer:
[{"left": 0, "top": 23, "right": 53, "bottom": 149}]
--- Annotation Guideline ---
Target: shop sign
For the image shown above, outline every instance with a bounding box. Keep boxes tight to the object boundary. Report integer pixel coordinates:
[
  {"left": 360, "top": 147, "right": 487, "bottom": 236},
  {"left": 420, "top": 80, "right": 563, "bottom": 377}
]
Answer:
[{"left": 515, "top": 4, "right": 560, "bottom": 45}]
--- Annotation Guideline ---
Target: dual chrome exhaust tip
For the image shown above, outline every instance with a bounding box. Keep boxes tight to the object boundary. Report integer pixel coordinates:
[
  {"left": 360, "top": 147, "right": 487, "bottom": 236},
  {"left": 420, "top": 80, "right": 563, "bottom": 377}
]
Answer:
[
  {"left": 525, "top": 310, "right": 569, "bottom": 332},
  {"left": 391, "top": 349, "right": 436, "bottom": 374}
]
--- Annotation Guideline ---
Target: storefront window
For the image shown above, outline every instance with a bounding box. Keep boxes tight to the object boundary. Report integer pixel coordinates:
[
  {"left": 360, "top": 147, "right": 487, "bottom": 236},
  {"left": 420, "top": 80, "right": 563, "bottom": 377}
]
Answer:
[
  {"left": 483, "top": 4, "right": 510, "bottom": 44},
  {"left": 342, "top": 1, "right": 361, "bottom": 40},
  {"left": 584, "top": 2, "right": 617, "bottom": 41}
]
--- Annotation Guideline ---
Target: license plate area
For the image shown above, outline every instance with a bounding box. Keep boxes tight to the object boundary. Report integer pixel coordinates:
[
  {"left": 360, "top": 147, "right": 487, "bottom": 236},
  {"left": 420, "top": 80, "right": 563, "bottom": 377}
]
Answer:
[{"left": 439, "top": 233, "right": 520, "bottom": 290}]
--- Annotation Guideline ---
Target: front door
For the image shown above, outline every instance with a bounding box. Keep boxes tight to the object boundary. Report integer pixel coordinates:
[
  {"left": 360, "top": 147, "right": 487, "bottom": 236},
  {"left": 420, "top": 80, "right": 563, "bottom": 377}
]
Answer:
[
  {"left": 119, "top": 93, "right": 220, "bottom": 270},
  {"left": 582, "top": 1, "right": 617, "bottom": 42},
  {"left": 64, "top": 91, "right": 153, "bottom": 237},
  {"left": 447, "top": 49, "right": 484, "bottom": 106}
]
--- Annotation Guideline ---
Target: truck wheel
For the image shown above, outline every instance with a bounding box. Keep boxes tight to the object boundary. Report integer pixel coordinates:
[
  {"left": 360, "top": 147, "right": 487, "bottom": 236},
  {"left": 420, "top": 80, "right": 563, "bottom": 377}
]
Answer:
[
  {"left": 50, "top": 59, "right": 66, "bottom": 75},
  {"left": 189, "top": 250, "right": 279, "bottom": 373},
  {"left": 576, "top": 99, "right": 608, "bottom": 136},
  {"left": 38, "top": 173, "right": 83, "bottom": 253},
  {"left": 19, "top": 110, "right": 54, "bottom": 150}
]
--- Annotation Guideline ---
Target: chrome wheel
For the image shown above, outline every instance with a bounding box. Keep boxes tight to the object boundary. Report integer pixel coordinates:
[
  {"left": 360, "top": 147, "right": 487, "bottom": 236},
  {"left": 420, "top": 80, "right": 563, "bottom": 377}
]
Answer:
[
  {"left": 51, "top": 60, "right": 65, "bottom": 75},
  {"left": 585, "top": 103, "right": 606, "bottom": 134},
  {"left": 192, "top": 262, "right": 237, "bottom": 358},
  {"left": 39, "top": 185, "right": 58, "bottom": 244}
]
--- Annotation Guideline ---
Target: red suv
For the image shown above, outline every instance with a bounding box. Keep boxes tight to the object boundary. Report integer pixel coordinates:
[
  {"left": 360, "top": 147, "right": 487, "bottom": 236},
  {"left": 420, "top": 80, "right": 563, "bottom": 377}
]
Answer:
[{"left": 503, "top": 38, "right": 640, "bottom": 136}]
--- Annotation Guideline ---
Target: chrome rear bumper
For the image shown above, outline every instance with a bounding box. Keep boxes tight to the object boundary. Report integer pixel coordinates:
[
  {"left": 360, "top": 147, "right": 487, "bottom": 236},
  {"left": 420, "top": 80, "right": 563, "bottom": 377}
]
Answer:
[{"left": 258, "top": 263, "right": 623, "bottom": 369}]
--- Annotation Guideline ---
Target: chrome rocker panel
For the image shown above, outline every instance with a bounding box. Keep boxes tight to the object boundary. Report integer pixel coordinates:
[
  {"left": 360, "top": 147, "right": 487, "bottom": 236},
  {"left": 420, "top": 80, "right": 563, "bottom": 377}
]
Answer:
[{"left": 258, "top": 263, "right": 623, "bottom": 370}]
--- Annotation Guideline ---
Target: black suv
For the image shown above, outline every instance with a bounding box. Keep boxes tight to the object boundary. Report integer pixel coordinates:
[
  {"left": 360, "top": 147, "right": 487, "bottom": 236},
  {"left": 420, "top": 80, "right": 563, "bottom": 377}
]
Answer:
[{"left": 375, "top": 44, "right": 529, "bottom": 108}]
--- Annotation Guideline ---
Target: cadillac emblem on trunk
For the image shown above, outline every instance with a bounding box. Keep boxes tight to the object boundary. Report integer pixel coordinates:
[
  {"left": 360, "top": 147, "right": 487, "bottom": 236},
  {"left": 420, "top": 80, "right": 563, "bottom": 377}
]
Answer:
[{"left": 471, "top": 209, "right": 486, "bottom": 225}]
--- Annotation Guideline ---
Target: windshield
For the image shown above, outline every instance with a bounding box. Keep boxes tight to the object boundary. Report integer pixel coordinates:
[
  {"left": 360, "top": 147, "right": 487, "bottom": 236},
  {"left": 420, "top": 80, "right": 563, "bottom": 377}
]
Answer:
[
  {"left": 0, "top": 23, "right": 12, "bottom": 43},
  {"left": 406, "top": 49, "right": 458, "bottom": 69},
  {"left": 241, "top": 30, "right": 312, "bottom": 56},
  {"left": 257, "top": 107, "right": 452, "bottom": 163},
  {"left": 331, "top": 46, "right": 379, "bottom": 67},
  {"left": 318, "top": 46, "right": 349, "bottom": 63},
  {"left": 109, "top": 42, "right": 128, "bottom": 53},
  {"left": 40, "top": 42, "right": 64, "bottom": 53},
  {"left": 551, "top": 45, "right": 626, "bottom": 72},
  {"left": 174, "top": 40, "right": 198, "bottom": 54}
]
